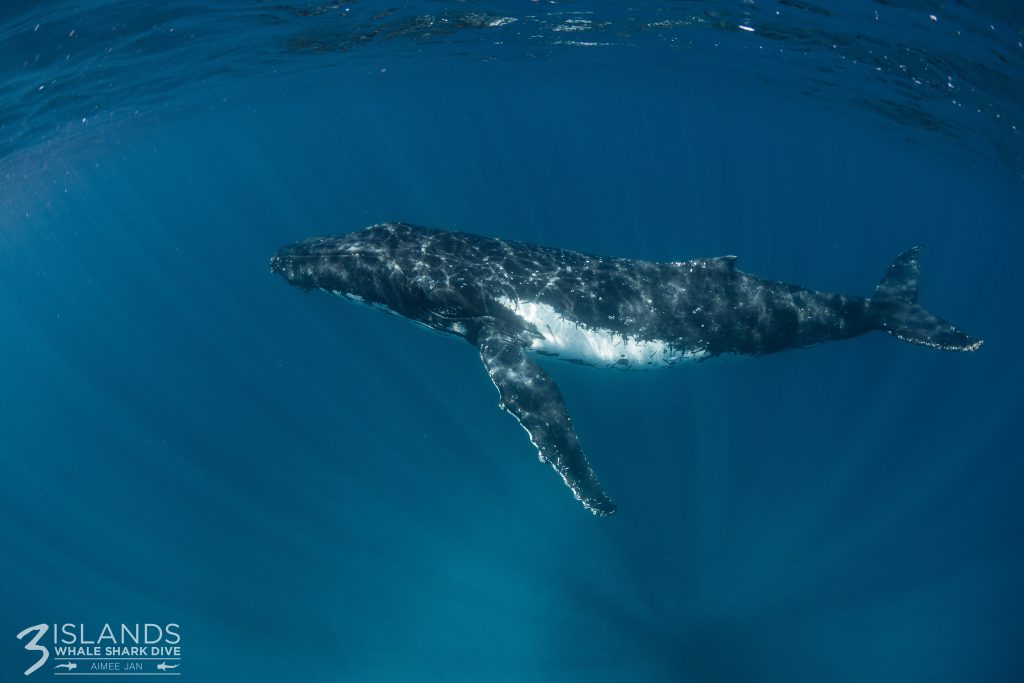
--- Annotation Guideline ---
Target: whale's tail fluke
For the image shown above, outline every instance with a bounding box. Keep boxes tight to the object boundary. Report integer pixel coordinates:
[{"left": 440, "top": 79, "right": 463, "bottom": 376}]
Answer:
[{"left": 870, "top": 247, "right": 983, "bottom": 352}]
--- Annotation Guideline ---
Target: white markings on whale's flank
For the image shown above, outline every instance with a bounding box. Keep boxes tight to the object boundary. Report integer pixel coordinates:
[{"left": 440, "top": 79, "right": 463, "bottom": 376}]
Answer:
[{"left": 495, "top": 296, "right": 708, "bottom": 368}]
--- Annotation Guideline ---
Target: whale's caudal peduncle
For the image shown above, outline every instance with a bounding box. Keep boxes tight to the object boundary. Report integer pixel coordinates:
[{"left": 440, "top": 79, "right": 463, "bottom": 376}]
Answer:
[{"left": 272, "top": 223, "right": 983, "bottom": 516}]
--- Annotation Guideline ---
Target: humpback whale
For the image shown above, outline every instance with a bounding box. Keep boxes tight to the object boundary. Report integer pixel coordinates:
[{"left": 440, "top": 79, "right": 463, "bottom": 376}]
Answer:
[{"left": 271, "top": 223, "right": 982, "bottom": 516}]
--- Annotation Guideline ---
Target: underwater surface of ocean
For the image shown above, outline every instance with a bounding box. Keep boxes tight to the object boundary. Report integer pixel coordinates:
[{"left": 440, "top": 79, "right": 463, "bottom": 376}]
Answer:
[{"left": 1, "top": 1, "right": 1022, "bottom": 681}]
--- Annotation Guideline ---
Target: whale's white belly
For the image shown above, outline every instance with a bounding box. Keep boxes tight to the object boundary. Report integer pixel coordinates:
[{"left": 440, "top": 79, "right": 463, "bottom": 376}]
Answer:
[{"left": 496, "top": 297, "right": 707, "bottom": 369}]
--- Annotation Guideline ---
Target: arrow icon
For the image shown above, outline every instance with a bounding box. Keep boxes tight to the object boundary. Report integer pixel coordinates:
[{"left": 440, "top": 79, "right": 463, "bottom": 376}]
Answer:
[
  {"left": 156, "top": 662, "right": 179, "bottom": 671},
  {"left": 54, "top": 662, "right": 77, "bottom": 671}
]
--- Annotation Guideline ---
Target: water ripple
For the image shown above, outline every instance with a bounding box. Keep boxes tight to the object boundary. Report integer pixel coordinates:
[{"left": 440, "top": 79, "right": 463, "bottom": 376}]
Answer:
[{"left": 0, "top": 1, "right": 1021, "bottom": 175}]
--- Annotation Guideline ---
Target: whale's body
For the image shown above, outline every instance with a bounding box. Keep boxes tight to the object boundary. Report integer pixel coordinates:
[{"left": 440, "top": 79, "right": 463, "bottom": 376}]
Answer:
[{"left": 272, "top": 223, "right": 981, "bottom": 515}]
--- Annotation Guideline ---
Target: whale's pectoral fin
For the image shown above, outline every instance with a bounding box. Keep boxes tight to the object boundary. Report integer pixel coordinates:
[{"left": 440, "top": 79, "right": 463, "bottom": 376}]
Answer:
[{"left": 477, "top": 325, "right": 617, "bottom": 516}]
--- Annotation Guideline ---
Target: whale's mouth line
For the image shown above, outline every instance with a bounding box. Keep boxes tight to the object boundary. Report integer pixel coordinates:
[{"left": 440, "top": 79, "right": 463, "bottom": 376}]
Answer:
[
  {"left": 271, "top": 253, "right": 345, "bottom": 261},
  {"left": 269, "top": 251, "right": 355, "bottom": 275}
]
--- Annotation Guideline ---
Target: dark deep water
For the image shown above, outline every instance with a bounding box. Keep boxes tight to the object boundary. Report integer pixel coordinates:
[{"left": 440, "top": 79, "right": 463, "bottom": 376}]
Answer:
[{"left": 1, "top": 2, "right": 1023, "bottom": 681}]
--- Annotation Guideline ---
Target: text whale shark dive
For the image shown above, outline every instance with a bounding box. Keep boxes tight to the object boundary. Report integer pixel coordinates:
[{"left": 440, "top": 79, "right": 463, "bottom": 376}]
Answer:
[{"left": 271, "top": 223, "right": 982, "bottom": 516}]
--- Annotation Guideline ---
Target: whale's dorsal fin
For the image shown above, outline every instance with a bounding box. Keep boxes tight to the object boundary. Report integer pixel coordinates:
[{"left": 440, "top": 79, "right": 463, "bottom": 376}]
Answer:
[
  {"left": 705, "top": 255, "right": 738, "bottom": 270},
  {"left": 476, "top": 324, "right": 617, "bottom": 516}
]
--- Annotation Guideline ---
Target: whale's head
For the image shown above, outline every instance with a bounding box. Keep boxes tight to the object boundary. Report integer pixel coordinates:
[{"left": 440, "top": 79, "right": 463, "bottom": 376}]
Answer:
[
  {"left": 271, "top": 223, "right": 431, "bottom": 314},
  {"left": 272, "top": 226, "right": 393, "bottom": 290}
]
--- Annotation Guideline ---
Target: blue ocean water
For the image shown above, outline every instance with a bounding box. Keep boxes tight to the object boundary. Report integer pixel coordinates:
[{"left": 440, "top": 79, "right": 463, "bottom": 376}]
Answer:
[{"left": 1, "top": 2, "right": 1022, "bottom": 681}]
